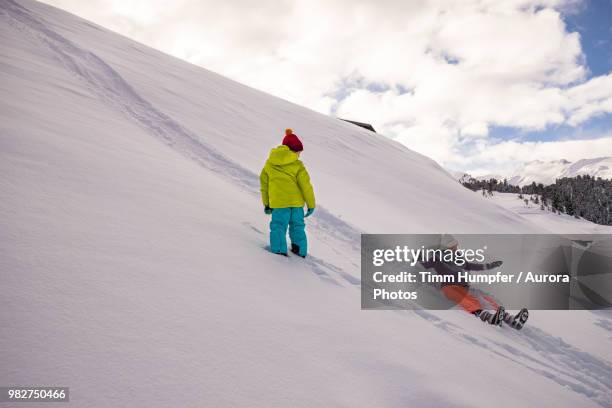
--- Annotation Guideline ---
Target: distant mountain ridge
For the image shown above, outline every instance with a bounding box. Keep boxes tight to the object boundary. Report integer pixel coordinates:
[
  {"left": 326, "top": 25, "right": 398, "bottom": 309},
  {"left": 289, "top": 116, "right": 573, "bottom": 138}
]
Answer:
[{"left": 451, "top": 157, "right": 612, "bottom": 186}]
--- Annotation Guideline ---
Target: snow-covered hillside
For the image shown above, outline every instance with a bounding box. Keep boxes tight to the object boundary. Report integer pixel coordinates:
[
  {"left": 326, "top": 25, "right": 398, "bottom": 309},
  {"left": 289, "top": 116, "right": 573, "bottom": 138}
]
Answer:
[
  {"left": 489, "top": 193, "right": 612, "bottom": 234},
  {"left": 1, "top": 1, "right": 611, "bottom": 407}
]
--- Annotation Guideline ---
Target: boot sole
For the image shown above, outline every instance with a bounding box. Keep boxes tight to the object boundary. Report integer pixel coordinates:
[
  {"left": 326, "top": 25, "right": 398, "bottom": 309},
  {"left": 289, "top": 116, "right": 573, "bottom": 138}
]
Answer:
[
  {"left": 512, "top": 308, "right": 529, "bottom": 330},
  {"left": 492, "top": 306, "right": 505, "bottom": 326}
]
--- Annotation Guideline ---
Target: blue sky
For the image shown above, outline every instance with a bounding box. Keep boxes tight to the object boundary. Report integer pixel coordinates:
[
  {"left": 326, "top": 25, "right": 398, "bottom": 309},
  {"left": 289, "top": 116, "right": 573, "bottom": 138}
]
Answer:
[
  {"left": 489, "top": 0, "right": 612, "bottom": 146},
  {"left": 566, "top": 0, "right": 612, "bottom": 77}
]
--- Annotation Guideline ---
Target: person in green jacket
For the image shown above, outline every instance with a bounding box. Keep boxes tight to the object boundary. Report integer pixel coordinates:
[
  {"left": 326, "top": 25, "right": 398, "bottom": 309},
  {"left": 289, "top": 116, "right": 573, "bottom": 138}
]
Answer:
[{"left": 260, "top": 129, "right": 316, "bottom": 257}]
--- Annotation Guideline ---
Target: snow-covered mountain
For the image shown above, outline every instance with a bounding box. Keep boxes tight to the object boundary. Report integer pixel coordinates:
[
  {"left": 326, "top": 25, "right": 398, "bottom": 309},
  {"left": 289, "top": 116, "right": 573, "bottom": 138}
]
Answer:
[
  {"left": 448, "top": 170, "right": 472, "bottom": 184},
  {"left": 507, "top": 157, "right": 612, "bottom": 186},
  {"left": 450, "top": 170, "right": 503, "bottom": 184},
  {"left": 1, "top": 1, "right": 611, "bottom": 407},
  {"left": 454, "top": 158, "right": 612, "bottom": 186}
]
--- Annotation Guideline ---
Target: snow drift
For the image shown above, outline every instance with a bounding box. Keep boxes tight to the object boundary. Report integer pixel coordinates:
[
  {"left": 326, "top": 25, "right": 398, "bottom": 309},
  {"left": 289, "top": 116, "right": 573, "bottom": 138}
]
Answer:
[{"left": 1, "top": 1, "right": 611, "bottom": 407}]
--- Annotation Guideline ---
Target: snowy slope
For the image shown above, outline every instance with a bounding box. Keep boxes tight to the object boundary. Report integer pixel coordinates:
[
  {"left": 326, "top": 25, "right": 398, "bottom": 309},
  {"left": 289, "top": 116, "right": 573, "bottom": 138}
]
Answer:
[
  {"left": 489, "top": 193, "right": 612, "bottom": 234},
  {"left": 1, "top": 1, "right": 611, "bottom": 407}
]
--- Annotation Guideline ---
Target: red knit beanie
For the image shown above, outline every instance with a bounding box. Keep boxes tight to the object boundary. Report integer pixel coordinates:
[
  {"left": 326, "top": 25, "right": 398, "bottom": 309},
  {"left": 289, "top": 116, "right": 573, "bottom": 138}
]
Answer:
[{"left": 282, "top": 128, "right": 303, "bottom": 152}]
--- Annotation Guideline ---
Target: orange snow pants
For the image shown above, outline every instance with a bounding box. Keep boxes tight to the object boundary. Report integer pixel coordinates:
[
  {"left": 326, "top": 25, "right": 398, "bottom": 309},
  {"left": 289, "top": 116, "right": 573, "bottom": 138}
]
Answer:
[{"left": 442, "top": 285, "right": 483, "bottom": 313}]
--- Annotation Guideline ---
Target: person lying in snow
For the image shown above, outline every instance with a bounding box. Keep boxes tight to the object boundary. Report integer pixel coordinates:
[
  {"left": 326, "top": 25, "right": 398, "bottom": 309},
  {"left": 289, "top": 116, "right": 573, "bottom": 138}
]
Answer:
[
  {"left": 260, "top": 129, "right": 316, "bottom": 257},
  {"left": 421, "top": 234, "right": 529, "bottom": 329}
]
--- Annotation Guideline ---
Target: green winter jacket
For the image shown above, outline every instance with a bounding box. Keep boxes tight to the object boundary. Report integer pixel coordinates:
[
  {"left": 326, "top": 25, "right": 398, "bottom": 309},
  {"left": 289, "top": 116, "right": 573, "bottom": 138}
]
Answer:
[{"left": 260, "top": 145, "right": 316, "bottom": 209}]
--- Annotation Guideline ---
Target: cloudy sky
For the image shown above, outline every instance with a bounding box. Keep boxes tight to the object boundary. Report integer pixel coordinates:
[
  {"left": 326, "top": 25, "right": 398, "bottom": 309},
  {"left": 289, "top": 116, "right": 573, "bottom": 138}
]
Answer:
[{"left": 42, "top": 0, "right": 612, "bottom": 175}]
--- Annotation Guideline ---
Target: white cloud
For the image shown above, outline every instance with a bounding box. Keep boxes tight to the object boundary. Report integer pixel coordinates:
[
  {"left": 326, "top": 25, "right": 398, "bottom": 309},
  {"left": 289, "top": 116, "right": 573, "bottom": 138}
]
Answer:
[
  {"left": 565, "top": 73, "right": 612, "bottom": 125},
  {"left": 461, "top": 122, "right": 489, "bottom": 138},
  {"left": 42, "top": 0, "right": 612, "bottom": 174}
]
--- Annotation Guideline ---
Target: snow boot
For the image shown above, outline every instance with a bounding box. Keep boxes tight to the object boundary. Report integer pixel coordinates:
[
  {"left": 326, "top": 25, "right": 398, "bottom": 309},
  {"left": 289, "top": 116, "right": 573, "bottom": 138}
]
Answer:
[
  {"left": 291, "top": 243, "right": 305, "bottom": 258},
  {"left": 476, "top": 306, "right": 505, "bottom": 326},
  {"left": 503, "top": 308, "right": 529, "bottom": 330}
]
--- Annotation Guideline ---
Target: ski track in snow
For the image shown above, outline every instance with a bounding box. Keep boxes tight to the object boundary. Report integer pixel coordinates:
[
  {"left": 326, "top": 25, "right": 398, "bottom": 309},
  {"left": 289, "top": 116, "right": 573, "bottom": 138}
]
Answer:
[
  {"left": 2, "top": 0, "right": 361, "bottom": 252},
  {"left": 3, "top": 1, "right": 612, "bottom": 406},
  {"left": 594, "top": 318, "right": 612, "bottom": 338},
  {"left": 243, "top": 221, "right": 357, "bottom": 287},
  {"left": 414, "top": 311, "right": 612, "bottom": 407}
]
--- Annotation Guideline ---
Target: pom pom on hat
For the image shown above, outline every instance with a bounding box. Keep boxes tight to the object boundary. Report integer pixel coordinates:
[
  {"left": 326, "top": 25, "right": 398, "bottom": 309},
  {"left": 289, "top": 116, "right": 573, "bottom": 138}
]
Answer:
[{"left": 282, "top": 129, "right": 303, "bottom": 152}]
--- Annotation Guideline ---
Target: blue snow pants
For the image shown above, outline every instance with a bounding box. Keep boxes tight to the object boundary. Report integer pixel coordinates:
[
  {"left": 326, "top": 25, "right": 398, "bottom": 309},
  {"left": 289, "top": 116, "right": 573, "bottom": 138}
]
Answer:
[{"left": 270, "top": 207, "right": 307, "bottom": 256}]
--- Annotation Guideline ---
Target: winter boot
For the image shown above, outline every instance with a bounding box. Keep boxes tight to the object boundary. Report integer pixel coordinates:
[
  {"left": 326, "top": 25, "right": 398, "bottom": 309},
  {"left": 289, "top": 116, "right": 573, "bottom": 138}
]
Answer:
[
  {"left": 475, "top": 306, "right": 505, "bottom": 326},
  {"left": 291, "top": 243, "right": 305, "bottom": 258},
  {"left": 503, "top": 308, "right": 529, "bottom": 330}
]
